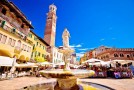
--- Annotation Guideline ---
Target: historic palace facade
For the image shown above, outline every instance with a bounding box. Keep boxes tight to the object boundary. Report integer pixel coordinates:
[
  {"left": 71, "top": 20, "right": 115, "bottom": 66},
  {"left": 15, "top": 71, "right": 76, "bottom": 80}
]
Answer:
[
  {"left": 95, "top": 46, "right": 134, "bottom": 61},
  {"left": 0, "top": 1, "right": 34, "bottom": 62},
  {"left": 81, "top": 46, "right": 134, "bottom": 63}
]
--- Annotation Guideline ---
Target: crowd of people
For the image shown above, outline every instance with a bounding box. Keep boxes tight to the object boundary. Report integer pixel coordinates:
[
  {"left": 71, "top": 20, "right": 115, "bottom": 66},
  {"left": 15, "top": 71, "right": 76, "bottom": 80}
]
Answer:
[{"left": 79, "top": 62, "right": 134, "bottom": 79}]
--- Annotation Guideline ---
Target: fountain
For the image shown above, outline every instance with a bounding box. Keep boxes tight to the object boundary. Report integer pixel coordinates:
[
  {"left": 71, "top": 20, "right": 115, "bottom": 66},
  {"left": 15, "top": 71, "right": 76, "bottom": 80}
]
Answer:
[
  {"left": 20, "top": 29, "right": 114, "bottom": 90},
  {"left": 39, "top": 28, "right": 96, "bottom": 90}
]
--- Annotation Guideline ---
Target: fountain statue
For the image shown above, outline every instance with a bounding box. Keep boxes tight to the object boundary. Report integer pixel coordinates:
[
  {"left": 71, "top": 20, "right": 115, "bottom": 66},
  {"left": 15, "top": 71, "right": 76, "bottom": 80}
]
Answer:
[
  {"left": 61, "top": 28, "right": 74, "bottom": 71},
  {"left": 39, "top": 28, "right": 96, "bottom": 90},
  {"left": 62, "top": 28, "right": 70, "bottom": 48}
]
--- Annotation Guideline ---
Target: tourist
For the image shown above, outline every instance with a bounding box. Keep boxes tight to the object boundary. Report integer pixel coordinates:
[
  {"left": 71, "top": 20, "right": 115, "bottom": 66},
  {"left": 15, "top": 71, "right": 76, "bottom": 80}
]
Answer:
[{"left": 129, "top": 62, "right": 134, "bottom": 76}]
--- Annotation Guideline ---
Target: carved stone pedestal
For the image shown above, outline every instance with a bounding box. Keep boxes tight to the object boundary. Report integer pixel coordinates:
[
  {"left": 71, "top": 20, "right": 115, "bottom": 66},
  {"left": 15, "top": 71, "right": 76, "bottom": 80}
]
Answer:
[{"left": 54, "top": 78, "right": 79, "bottom": 90}]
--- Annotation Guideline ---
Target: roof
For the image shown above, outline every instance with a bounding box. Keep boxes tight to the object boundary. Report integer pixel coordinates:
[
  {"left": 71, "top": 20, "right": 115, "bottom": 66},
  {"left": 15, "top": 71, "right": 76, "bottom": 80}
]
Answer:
[
  {"left": 30, "top": 30, "right": 49, "bottom": 46},
  {"left": 38, "top": 36, "right": 49, "bottom": 46},
  {"left": 1, "top": 0, "right": 34, "bottom": 29},
  {"left": 30, "top": 30, "right": 39, "bottom": 37}
]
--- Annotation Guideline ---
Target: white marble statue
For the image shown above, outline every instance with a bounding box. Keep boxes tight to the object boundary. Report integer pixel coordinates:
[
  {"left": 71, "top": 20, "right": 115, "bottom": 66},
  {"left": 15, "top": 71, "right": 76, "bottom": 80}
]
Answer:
[{"left": 62, "top": 28, "right": 70, "bottom": 48}]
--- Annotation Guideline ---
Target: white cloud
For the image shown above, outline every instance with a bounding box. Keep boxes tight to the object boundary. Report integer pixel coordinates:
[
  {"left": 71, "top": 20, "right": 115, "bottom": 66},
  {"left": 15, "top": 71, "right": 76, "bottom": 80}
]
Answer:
[
  {"left": 79, "top": 52, "right": 85, "bottom": 54},
  {"left": 78, "top": 48, "right": 89, "bottom": 51},
  {"left": 70, "top": 44, "right": 82, "bottom": 48},
  {"left": 100, "top": 38, "right": 105, "bottom": 41},
  {"left": 76, "top": 53, "right": 84, "bottom": 58}
]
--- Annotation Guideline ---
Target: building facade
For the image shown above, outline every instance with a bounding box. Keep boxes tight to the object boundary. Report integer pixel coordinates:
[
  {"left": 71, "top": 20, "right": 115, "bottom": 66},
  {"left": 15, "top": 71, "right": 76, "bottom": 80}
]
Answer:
[
  {"left": 47, "top": 46, "right": 63, "bottom": 64},
  {"left": 0, "top": 0, "right": 33, "bottom": 63},
  {"left": 70, "top": 53, "right": 76, "bottom": 64},
  {"left": 27, "top": 31, "right": 50, "bottom": 62},
  {"left": 95, "top": 46, "right": 134, "bottom": 61},
  {"left": 43, "top": 4, "right": 64, "bottom": 64},
  {"left": 82, "top": 46, "right": 134, "bottom": 62},
  {"left": 80, "top": 53, "right": 87, "bottom": 64}
]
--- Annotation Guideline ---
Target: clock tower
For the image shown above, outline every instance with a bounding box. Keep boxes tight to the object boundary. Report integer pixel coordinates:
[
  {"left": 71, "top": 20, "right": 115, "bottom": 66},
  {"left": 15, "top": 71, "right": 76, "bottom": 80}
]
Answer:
[{"left": 44, "top": 4, "right": 57, "bottom": 46}]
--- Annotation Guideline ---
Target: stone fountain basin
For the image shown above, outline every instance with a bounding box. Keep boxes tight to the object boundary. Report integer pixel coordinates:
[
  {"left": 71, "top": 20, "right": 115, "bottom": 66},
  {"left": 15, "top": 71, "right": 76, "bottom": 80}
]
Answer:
[{"left": 39, "top": 69, "right": 95, "bottom": 79}]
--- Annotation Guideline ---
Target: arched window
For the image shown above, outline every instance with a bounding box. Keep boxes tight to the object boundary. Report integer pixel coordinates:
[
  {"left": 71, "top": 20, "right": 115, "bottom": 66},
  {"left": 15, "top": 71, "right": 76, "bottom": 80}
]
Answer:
[
  {"left": 120, "top": 54, "right": 124, "bottom": 57},
  {"left": 17, "top": 40, "right": 21, "bottom": 48},
  {"left": 114, "top": 54, "right": 118, "bottom": 57},
  {"left": 127, "top": 55, "right": 130, "bottom": 58}
]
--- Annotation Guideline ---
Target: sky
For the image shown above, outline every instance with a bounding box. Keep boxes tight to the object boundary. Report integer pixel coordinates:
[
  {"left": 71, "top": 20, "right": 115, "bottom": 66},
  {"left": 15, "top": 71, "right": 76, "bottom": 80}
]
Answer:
[{"left": 10, "top": 0, "right": 134, "bottom": 60}]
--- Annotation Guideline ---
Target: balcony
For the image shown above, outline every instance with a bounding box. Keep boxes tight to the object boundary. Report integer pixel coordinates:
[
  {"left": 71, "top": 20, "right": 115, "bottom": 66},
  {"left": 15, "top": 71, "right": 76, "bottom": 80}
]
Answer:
[
  {"left": 0, "top": 13, "right": 29, "bottom": 35},
  {"left": 1, "top": 23, "right": 27, "bottom": 41}
]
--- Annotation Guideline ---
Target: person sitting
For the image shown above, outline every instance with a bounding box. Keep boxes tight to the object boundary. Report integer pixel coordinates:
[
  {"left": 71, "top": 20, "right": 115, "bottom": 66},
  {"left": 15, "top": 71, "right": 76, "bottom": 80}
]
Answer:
[
  {"left": 129, "top": 62, "right": 134, "bottom": 76},
  {"left": 127, "top": 69, "right": 133, "bottom": 78},
  {"left": 114, "top": 69, "right": 121, "bottom": 79}
]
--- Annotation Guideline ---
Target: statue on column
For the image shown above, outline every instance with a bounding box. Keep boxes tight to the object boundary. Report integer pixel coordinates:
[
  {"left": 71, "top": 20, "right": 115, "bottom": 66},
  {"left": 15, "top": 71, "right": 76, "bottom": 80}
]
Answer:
[
  {"left": 62, "top": 28, "right": 70, "bottom": 48},
  {"left": 61, "top": 28, "right": 74, "bottom": 71}
]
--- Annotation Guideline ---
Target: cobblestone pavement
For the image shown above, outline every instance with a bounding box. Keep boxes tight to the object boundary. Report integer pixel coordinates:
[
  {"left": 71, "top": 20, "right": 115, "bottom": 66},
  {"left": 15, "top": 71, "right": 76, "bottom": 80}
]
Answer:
[
  {"left": 0, "top": 77, "right": 134, "bottom": 90},
  {"left": 80, "top": 78, "right": 134, "bottom": 90}
]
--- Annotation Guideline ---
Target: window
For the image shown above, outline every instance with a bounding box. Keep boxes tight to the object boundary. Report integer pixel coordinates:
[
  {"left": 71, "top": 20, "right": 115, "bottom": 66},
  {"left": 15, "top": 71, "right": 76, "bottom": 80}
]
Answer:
[
  {"left": 57, "top": 54, "right": 58, "bottom": 58},
  {"left": 17, "top": 40, "right": 21, "bottom": 48},
  {"left": 11, "top": 39, "right": 16, "bottom": 47},
  {"left": 33, "top": 44, "right": 35, "bottom": 50},
  {"left": 21, "top": 24, "right": 24, "bottom": 28},
  {"left": 27, "top": 46, "right": 31, "bottom": 52},
  {"left": 42, "top": 54, "right": 44, "bottom": 57},
  {"left": 1, "top": 21, "right": 6, "bottom": 28},
  {"left": 127, "top": 55, "right": 130, "bottom": 58},
  {"left": 114, "top": 54, "right": 118, "bottom": 57},
  {"left": 35, "top": 51, "right": 37, "bottom": 57},
  {"left": 120, "top": 54, "right": 124, "bottom": 57},
  {"left": 24, "top": 45, "right": 27, "bottom": 51},
  {"left": 1, "top": 35, "right": 7, "bottom": 44},
  {"left": 0, "top": 33, "right": 2, "bottom": 41},
  {"left": 30, "top": 34, "right": 32, "bottom": 38},
  {"left": 22, "top": 44, "right": 25, "bottom": 50},
  {"left": 12, "top": 28, "right": 16, "bottom": 33},
  {"left": 37, "top": 42, "right": 38, "bottom": 46},
  {"left": 27, "top": 46, "right": 29, "bottom": 52},
  {"left": 31, "top": 52, "right": 33, "bottom": 58},
  {"left": 34, "top": 36, "right": 37, "bottom": 40},
  {"left": 38, "top": 52, "right": 40, "bottom": 56},
  {"left": 7, "top": 38, "right": 12, "bottom": 45},
  {"left": 106, "top": 55, "right": 109, "bottom": 58},
  {"left": 28, "top": 33, "right": 32, "bottom": 38},
  {"left": 2, "top": 8, "right": 6, "bottom": 15}
]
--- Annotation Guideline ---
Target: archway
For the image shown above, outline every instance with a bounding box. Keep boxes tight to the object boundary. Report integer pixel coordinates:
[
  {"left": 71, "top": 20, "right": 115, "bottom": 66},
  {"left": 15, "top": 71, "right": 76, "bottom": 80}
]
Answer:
[
  {"left": 13, "top": 54, "right": 19, "bottom": 59},
  {"left": 0, "top": 49, "right": 12, "bottom": 57},
  {"left": 19, "top": 55, "right": 25, "bottom": 60}
]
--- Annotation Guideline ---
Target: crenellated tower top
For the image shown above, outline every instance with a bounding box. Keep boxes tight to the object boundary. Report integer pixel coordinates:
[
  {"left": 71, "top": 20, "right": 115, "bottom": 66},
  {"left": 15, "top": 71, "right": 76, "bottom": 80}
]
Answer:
[{"left": 49, "top": 4, "right": 57, "bottom": 13}]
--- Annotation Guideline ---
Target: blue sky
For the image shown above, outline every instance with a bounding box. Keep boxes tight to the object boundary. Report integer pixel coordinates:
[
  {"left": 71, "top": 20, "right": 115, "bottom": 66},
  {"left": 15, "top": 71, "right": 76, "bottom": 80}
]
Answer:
[{"left": 10, "top": 0, "right": 134, "bottom": 60}]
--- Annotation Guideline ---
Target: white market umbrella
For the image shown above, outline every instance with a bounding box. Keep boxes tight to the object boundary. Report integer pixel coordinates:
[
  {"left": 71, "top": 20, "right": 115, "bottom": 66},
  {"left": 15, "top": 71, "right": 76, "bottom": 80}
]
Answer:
[
  {"left": 0, "top": 56, "right": 14, "bottom": 66},
  {"left": 84, "top": 58, "right": 103, "bottom": 63}
]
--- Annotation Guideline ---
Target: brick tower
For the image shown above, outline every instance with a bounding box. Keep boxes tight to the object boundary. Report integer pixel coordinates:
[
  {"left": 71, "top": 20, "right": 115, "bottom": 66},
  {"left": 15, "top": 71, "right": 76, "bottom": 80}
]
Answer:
[{"left": 44, "top": 4, "right": 57, "bottom": 47}]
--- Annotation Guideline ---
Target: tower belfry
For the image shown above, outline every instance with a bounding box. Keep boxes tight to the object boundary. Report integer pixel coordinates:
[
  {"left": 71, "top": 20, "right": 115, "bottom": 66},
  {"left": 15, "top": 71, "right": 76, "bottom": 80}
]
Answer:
[{"left": 44, "top": 4, "right": 57, "bottom": 47}]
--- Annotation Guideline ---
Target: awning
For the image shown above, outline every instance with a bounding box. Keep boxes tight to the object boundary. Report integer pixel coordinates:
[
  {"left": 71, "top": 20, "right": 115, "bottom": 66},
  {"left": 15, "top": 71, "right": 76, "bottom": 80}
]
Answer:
[
  {"left": 15, "top": 62, "right": 38, "bottom": 68},
  {"left": 0, "top": 56, "right": 14, "bottom": 66},
  {"left": 83, "top": 58, "right": 103, "bottom": 63}
]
